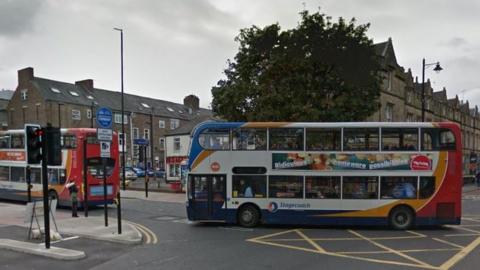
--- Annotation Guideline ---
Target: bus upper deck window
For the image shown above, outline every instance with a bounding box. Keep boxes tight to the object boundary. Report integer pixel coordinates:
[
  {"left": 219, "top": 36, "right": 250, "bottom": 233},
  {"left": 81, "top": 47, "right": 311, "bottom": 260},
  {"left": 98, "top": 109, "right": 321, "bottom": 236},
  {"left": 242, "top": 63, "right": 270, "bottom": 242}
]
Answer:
[
  {"left": 422, "top": 128, "right": 456, "bottom": 151},
  {"left": 198, "top": 128, "right": 230, "bottom": 150},
  {"left": 439, "top": 130, "right": 456, "bottom": 150},
  {"left": 269, "top": 128, "right": 304, "bottom": 151}
]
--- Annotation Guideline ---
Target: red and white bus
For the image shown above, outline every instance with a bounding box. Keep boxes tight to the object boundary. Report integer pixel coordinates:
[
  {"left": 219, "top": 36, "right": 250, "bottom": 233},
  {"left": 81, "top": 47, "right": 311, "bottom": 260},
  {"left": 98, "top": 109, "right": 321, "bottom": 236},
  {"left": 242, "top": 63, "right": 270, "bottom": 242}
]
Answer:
[
  {"left": 0, "top": 128, "right": 120, "bottom": 206},
  {"left": 186, "top": 121, "right": 462, "bottom": 229}
]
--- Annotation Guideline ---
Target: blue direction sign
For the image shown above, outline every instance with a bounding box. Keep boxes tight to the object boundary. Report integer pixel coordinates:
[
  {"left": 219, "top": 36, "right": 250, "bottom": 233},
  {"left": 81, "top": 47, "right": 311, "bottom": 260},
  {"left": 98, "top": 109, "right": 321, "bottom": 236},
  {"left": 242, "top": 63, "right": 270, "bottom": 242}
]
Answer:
[
  {"left": 134, "top": 138, "right": 149, "bottom": 145},
  {"left": 96, "top": 107, "right": 113, "bottom": 129}
]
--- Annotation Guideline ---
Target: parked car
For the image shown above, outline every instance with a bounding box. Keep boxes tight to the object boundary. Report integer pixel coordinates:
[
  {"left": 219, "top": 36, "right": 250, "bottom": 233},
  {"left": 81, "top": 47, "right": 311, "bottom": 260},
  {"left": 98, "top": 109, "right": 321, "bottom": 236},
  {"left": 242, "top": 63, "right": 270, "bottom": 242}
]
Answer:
[
  {"left": 131, "top": 167, "right": 145, "bottom": 177},
  {"left": 154, "top": 169, "right": 165, "bottom": 178},
  {"left": 120, "top": 168, "right": 137, "bottom": 180}
]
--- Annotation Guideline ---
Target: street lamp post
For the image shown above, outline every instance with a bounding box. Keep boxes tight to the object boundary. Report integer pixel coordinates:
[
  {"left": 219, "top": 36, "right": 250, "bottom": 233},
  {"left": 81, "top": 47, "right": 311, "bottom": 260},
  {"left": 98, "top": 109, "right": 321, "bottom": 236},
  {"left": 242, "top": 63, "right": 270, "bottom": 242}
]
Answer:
[
  {"left": 114, "top": 27, "right": 124, "bottom": 235},
  {"left": 114, "top": 27, "right": 126, "bottom": 191},
  {"left": 421, "top": 58, "right": 443, "bottom": 122}
]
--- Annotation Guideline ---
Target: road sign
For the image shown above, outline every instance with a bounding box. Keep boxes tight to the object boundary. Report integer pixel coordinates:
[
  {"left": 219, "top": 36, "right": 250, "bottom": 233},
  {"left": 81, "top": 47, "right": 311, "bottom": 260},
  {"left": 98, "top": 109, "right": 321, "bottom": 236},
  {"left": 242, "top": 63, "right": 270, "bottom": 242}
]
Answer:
[
  {"left": 97, "top": 128, "right": 113, "bottom": 141},
  {"left": 134, "top": 138, "right": 149, "bottom": 145},
  {"left": 96, "top": 107, "right": 113, "bottom": 129},
  {"left": 100, "top": 141, "right": 111, "bottom": 158}
]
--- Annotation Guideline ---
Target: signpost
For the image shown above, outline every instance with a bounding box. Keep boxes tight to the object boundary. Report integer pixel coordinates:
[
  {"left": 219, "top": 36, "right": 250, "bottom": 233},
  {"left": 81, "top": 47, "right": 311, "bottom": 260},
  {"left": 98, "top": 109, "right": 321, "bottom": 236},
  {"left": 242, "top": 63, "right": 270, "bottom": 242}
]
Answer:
[{"left": 96, "top": 107, "right": 112, "bottom": 227}]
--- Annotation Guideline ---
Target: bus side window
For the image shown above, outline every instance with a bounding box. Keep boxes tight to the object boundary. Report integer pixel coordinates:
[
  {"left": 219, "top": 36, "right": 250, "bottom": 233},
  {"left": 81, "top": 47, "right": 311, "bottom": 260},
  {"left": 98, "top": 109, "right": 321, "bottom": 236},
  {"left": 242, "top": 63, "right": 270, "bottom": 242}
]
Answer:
[
  {"left": 421, "top": 129, "right": 434, "bottom": 151},
  {"left": 306, "top": 129, "right": 341, "bottom": 151},
  {"left": 232, "top": 129, "right": 267, "bottom": 150},
  {"left": 419, "top": 177, "right": 435, "bottom": 199},
  {"left": 0, "top": 135, "right": 10, "bottom": 148},
  {"left": 422, "top": 128, "right": 456, "bottom": 151},
  {"left": 198, "top": 129, "right": 230, "bottom": 150},
  {"left": 269, "top": 128, "right": 304, "bottom": 151},
  {"left": 232, "top": 175, "right": 266, "bottom": 198},
  {"left": 0, "top": 166, "right": 9, "bottom": 181},
  {"left": 439, "top": 130, "right": 456, "bottom": 150},
  {"left": 343, "top": 128, "right": 379, "bottom": 151},
  {"left": 10, "top": 134, "right": 24, "bottom": 149}
]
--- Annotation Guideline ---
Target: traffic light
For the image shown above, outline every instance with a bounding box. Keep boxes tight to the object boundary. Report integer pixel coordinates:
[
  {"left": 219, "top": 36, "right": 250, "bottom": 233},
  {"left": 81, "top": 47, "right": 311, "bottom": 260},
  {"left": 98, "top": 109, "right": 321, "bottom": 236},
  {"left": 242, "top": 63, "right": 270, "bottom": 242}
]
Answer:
[
  {"left": 25, "top": 124, "right": 42, "bottom": 164},
  {"left": 46, "top": 126, "right": 61, "bottom": 166}
]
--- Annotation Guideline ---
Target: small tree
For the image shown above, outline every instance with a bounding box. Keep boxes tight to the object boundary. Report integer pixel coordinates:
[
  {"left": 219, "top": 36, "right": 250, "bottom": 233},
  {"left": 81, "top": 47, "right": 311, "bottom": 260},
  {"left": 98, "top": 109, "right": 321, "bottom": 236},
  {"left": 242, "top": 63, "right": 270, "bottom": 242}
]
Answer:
[{"left": 211, "top": 10, "right": 382, "bottom": 122}]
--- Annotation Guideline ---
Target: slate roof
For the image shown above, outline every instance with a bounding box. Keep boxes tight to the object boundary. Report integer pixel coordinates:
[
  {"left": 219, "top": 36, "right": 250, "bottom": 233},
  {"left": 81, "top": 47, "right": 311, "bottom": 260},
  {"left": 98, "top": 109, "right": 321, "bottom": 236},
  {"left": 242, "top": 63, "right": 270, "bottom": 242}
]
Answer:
[
  {"left": 31, "top": 77, "right": 211, "bottom": 121},
  {"left": 0, "top": 89, "right": 14, "bottom": 100},
  {"left": 373, "top": 38, "right": 399, "bottom": 69},
  {"left": 165, "top": 112, "right": 215, "bottom": 136}
]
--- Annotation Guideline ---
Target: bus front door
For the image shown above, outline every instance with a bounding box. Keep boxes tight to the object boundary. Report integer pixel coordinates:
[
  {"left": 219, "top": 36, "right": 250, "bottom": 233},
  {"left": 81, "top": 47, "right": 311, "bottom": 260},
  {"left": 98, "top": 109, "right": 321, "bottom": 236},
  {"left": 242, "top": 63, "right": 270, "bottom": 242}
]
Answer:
[{"left": 189, "top": 175, "right": 226, "bottom": 221}]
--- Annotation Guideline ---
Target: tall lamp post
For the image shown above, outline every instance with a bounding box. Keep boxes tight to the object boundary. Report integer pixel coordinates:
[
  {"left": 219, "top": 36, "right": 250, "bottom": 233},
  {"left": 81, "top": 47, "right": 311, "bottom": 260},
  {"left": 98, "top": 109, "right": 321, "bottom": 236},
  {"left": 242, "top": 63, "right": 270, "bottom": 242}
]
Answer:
[
  {"left": 421, "top": 58, "right": 443, "bottom": 122},
  {"left": 114, "top": 27, "right": 126, "bottom": 191}
]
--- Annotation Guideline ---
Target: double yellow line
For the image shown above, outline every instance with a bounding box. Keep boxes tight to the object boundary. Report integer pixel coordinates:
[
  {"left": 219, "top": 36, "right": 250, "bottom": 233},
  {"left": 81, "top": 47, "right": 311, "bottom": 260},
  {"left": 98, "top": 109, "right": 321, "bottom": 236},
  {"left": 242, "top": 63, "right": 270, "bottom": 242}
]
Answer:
[{"left": 129, "top": 221, "right": 158, "bottom": 244}]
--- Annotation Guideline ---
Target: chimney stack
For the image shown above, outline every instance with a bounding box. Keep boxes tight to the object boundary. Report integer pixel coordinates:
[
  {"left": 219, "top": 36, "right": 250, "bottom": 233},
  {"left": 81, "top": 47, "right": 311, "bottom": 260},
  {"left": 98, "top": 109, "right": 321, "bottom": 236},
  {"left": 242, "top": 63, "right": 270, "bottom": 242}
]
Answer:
[
  {"left": 18, "top": 67, "right": 34, "bottom": 86},
  {"left": 75, "top": 79, "right": 94, "bottom": 92}
]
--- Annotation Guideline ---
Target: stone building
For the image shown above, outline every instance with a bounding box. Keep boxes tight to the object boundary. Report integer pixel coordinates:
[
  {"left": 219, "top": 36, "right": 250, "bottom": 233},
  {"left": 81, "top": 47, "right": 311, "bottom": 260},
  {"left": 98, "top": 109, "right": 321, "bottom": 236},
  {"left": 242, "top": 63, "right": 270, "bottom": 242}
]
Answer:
[
  {"left": 0, "top": 89, "right": 13, "bottom": 128},
  {"left": 7, "top": 67, "right": 212, "bottom": 169},
  {"left": 370, "top": 39, "right": 480, "bottom": 175}
]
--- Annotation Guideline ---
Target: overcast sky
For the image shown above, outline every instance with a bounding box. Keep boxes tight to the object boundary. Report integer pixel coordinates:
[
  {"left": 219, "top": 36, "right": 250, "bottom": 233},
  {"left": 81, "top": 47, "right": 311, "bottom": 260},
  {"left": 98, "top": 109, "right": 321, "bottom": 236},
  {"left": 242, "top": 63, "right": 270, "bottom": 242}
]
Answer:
[{"left": 1, "top": 0, "right": 480, "bottom": 109}]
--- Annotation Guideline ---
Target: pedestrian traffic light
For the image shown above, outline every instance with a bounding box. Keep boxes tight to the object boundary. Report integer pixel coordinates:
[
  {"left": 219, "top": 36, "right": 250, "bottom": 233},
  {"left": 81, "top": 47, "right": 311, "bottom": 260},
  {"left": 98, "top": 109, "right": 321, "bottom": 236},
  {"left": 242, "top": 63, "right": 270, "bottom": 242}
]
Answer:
[
  {"left": 25, "top": 124, "right": 42, "bottom": 164},
  {"left": 46, "top": 126, "right": 61, "bottom": 166}
]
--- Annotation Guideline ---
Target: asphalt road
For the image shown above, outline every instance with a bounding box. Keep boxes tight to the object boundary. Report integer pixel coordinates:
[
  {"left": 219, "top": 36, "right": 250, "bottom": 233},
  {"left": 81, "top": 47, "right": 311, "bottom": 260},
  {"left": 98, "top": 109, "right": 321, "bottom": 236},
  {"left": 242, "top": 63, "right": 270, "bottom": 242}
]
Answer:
[{"left": 2, "top": 188, "right": 480, "bottom": 270}]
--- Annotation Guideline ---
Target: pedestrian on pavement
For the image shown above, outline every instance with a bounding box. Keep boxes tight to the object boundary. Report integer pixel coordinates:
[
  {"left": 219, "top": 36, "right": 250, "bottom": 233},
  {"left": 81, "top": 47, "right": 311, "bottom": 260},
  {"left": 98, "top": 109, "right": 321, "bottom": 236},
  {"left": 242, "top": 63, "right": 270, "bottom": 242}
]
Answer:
[
  {"left": 67, "top": 182, "right": 79, "bottom": 217},
  {"left": 476, "top": 171, "right": 480, "bottom": 188}
]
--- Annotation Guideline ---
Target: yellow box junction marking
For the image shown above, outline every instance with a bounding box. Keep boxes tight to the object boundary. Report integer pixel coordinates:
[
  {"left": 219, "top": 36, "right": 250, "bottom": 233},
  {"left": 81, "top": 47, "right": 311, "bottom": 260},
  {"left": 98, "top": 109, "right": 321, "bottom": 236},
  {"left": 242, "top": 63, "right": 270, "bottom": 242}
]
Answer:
[{"left": 247, "top": 225, "right": 480, "bottom": 270}]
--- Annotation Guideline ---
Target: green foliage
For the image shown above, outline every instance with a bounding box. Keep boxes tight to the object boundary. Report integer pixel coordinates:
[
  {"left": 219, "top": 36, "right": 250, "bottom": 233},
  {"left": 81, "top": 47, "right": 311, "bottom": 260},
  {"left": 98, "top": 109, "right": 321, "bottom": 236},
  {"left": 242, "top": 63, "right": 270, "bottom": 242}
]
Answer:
[{"left": 211, "top": 10, "right": 383, "bottom": 122}]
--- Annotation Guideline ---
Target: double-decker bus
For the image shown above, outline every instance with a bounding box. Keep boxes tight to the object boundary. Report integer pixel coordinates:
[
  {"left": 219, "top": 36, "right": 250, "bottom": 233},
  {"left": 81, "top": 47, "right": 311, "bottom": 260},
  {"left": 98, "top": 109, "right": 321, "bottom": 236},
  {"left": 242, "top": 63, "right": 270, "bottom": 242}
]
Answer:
[
  {"left": 186, "top": 122, "right": 462, "bottom": 229},
  {"left": 0, "top": 128, "right": 120, "bottom": 206}
]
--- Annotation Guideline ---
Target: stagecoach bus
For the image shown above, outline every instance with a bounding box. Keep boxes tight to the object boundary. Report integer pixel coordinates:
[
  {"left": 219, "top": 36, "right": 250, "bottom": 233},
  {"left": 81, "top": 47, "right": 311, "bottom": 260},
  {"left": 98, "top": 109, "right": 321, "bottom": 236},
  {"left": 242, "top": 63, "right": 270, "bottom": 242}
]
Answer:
[
  {"left": 0, "top": 128, "right": 120, "bottom": 206},
  {"left": 186, "top": 122, "right": 462, "bottom": 229}
]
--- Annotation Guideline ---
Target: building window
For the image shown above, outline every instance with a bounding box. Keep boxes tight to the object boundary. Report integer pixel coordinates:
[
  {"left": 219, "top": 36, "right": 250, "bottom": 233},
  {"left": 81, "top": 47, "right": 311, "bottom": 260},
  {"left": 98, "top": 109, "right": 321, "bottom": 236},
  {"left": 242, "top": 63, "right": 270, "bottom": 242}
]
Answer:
[
  {"left": 174, "top": 137, "right": 180, "bottom": 151},
  {"left": 159, "top": 120, "right": 165, "bottom": 129},
  {"left": 170, "top": 119, "right": 180, "bottom": 130},
  {"left": 159, "top": 138, "right": 165, "bottom": 150},
  {"left": 114, "top": 113, "right": 128, "bottom": 124},
  {"left": 133, "top": 127, "right": 139, "bottom": 139},
  {"left": 387, "top": 72, "right": 393, "bottom": 91},
  {"left": 385, "top": 103, "right": 394, "bottom": 122},
  {"left": 144, "top": 129, "right": 150, "bottom": 140},
  {"left": 406, "top": 92, "right": 412, "bottom": 103},
  {"left": 87, "top": 109, "right": 92, "bottom": 119},
  {"left": 406, "top": 113, "right": 414, "bottom": 122},
  {"left": 72, "top": 109, "right": 81, "bottom": 120},
  {"left": 21, "top": 89, "right": 28, "bottom": 100}
]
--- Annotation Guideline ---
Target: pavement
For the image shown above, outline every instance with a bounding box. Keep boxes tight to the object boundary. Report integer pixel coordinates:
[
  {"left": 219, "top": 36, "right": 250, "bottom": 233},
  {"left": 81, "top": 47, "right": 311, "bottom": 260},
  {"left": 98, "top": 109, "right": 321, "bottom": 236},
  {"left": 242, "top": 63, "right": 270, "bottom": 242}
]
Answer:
[{"left": 0, "top": 188, "right": 184, "bottom": 261}]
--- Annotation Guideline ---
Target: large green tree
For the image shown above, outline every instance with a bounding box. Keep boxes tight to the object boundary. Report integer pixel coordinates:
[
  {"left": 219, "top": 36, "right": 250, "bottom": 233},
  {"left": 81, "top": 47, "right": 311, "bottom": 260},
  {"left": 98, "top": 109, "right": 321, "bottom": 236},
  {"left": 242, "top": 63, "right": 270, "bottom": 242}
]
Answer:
[{"left": 211, "top": 10, "right": 382, "bottom": 122}]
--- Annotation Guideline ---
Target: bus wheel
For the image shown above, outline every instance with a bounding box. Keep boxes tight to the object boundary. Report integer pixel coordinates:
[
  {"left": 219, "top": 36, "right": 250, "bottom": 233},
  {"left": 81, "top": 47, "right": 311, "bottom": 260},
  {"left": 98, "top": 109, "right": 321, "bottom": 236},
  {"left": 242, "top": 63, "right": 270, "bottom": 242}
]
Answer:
[
  {"left": 238, "top": 204, "right": 260, "bottom": 228},
  {"left": 389, "top": 206, "right": 414, "bottom": 230}
]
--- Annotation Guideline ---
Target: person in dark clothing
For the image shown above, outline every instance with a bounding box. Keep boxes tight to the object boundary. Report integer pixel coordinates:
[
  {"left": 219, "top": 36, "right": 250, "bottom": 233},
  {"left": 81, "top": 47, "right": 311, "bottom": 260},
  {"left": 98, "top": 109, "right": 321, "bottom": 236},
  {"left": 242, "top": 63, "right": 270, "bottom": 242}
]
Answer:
[
  {"left": 476, "top": 171, "right": 480, "bottom": 188},
  {"left": 67, "top": 183, "right": 79, "bottom": 217}
]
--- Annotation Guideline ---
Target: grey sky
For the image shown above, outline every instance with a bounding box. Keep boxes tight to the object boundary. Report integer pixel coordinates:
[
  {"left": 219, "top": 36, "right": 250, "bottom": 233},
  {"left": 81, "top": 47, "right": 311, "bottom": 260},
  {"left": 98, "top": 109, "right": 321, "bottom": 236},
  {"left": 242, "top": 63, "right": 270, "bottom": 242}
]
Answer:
[{"left": 1, "top": 0, "right": 479, "bottom": 108}]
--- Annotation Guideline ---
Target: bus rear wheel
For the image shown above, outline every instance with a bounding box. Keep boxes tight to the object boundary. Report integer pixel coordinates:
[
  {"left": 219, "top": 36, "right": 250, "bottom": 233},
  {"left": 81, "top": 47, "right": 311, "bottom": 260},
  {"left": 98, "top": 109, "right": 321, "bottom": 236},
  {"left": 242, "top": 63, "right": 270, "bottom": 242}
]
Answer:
[
  {"left": 238, "top": 204, "right": 260, "bottom": 228},
  {"left": 389, "top": 206, "right": 414, "bottom": 230}
]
